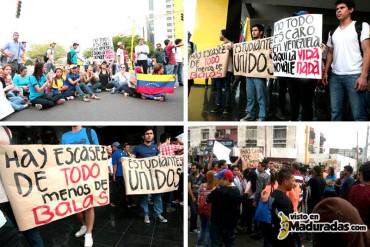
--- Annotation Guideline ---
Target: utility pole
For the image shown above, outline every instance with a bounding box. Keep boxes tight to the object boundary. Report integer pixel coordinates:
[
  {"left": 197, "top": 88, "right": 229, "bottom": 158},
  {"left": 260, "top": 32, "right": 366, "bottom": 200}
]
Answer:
[{"left": 304, "top": 126, "right": 309, "bottom": 164}]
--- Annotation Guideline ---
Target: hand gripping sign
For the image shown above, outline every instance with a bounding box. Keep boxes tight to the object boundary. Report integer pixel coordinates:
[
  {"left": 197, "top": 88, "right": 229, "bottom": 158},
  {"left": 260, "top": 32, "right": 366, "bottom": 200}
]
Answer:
[
  {"left": 121, "top": 155, "right": 183, "bottom": 195},
  {"left": 0, "top": 145, "right": 110, "bottom": 231}
]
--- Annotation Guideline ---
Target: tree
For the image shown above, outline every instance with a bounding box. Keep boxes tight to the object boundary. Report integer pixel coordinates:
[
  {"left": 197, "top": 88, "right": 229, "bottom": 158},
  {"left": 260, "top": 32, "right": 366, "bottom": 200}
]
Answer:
[
  {"left": 112, "top": 35, "right": 155, "bottom": 58},
  {"left": 83, "top": 48, "right": 93, "bottom": 59},
  {"left": 27, "top": 44, "right": 67, "bottom": 62}
]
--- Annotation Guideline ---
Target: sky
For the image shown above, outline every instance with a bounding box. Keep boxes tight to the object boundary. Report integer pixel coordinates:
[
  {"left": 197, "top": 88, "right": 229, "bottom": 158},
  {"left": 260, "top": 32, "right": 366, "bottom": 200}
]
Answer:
[
  {"left": 1, "top": 0, "right": 150, "bottom": 51},
  {"left": 299, "top": 123, "right": 369, "bottom": 150}
]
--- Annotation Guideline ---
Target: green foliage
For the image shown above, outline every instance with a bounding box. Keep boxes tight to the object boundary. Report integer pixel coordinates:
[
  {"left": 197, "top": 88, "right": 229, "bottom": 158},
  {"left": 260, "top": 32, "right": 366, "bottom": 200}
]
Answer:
[
  {"left": 27, "top": 44, "right": 67, "bottom": 61},
  {"left": 83, "top": 48, "right": 93, "bottom": 58},
  {"left": 112, "top": 35, "right": 155, "bottom": 58}
]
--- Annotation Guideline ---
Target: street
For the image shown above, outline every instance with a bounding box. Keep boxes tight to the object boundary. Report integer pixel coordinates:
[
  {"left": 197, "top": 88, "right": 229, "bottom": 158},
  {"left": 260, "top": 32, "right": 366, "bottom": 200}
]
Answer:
[{"left": 3, "top": 88, "right": 183, "bottom": 121}]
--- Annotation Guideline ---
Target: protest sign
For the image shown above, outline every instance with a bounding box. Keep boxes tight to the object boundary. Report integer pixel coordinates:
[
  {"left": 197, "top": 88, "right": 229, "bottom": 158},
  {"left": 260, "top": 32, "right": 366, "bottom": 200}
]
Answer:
[
  {"left": 0, "top": 145, "right": 110, "bottom": 231},
  {"left": 240, "top": 147, "right": 264, "bottom": 162},
  {"left": 121, "top": 155, "right": 183, "bottom": 195},
  {"left": 272, "top": 14, "right": 322, "bottom": 79},
  {"left": 93, "top": 37, "right": 115, "bottom": 62},
  {"left": 233, "top": 38, "right": 274, "bottom": 78},
  {"left": 0, "top": 84, "right": 14, "bottom": 120},
  {"left": 188, "top": 45, "right": 230, "bottom": 79},
  {"left": 136, "top": 74, "right": 176, "bottom": 94},
  {"left": 213, "top": 141, "right": 232, "bottom": 164}
]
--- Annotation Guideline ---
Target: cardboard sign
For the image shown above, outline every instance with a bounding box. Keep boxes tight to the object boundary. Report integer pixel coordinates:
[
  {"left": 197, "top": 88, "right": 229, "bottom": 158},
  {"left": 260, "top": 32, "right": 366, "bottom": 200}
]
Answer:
[
  {"left": 0, "top": 84, "right": 14, "bottom": 120},
  {"left": 0, "top": 145, "right": 110, "bottom": 231},
  {"left": 121, "top": 155, "right": 183, "bottom": 195},
  {"left": 233, "top": 38, "right": 274, "bottom": 78},
  {"left": 188, "top": 45, "right": 230, "bottom": 79},
  {"left": 93, "top": 37, "right": 115, "bottom": 62},
  {"left": 240, "top": 147, "right": 264, "bottom": 162},
  {"left": 272, "top": 14, "right": 322, "bottom": 79},
  {"left": 213, "top": 141, "right": 232, "bottom": 164}
]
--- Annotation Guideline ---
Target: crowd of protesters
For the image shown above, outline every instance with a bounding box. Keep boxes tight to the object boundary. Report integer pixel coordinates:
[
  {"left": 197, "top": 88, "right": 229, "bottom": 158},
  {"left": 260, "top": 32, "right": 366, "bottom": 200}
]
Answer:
[
  {"left": 188, "top": 151, "right": 370, "bottom": 247},
  {"left": 0, "top": 126, "right": 184, "bottom": 247},
  {"left": 0, "top": 35, "right": 184, "bottom": 114},
  {"left": 188, "top": 0, "right": 370, "bottom": 121}
]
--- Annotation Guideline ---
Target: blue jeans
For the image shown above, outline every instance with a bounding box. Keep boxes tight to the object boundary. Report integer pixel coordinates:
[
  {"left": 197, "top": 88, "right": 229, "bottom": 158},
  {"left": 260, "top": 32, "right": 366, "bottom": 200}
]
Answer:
[
  {"left": 7, "top": 92, "right": 25, "bottom": 111},
  {"left": 112, "top": 81, "right": 130, "bottom": 93},
  {"left": 246, "top": 77, "right": 267, "bottom": 120},
  {"left": 197, "top": 215, "right": 211, "bottom": 247},
  {"left": 329, "top": 73, "right": 367, "bottom": 121},
  {"left": 76, "top": 83, "right": 94, "bottom": 96},
  {"left": 175, "top": 62, "right": 183, "bottom": 85},
  {"left": 23, "top": 228, "right": 44, "bottom": 247},
  {"left": 140, "top": 194, "right": 163, "bottom": 217},
  {"left": 165, "top": 64, "right": 175, "bottom": 75}
]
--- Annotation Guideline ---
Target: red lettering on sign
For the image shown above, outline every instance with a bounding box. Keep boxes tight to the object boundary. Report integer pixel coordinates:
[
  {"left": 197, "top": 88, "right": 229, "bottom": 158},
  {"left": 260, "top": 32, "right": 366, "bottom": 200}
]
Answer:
[
  {"left": 33, "top": 205, "right": 53, "bottom": 225},
  {"left": 297, "top": 48, "right": 319, "bottom": 61},
  {"left": 296, "top": 60, "right": 319, "bottom": 76},
  {"left": 97, "top": 191, "right": 109, "bottom": 206}
]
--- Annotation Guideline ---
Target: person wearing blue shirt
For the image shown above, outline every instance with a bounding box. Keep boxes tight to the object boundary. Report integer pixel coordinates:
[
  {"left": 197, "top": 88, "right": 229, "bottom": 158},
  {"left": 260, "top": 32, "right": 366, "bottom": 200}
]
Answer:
[
  {"left": 29, "top": 62, "right": 64, "bottom": 110},
  {"left": 111, "top": 142, "right": 128, "bottom": 207},
  {"left": 133, "top": 127, "right": 167, "bottom": 224},
  {"left": 324, "top": 167, "right": 337, "bottom": 197},
  {"left": 12, "top": 66, "right": 30, "bottom": 94},
  {"left": 61, "top": 126, "right": 99, "bottom": 247},
  {"left": 0, "top": 32, "right": 25, "bottom": 77},
  {"left": 64, "top": 65, "right": 90, "bottom": 102}
]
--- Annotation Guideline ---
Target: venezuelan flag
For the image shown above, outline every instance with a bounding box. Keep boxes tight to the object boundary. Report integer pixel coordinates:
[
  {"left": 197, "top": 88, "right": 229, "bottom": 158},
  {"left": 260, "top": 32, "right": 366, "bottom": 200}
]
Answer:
[{"left": 136, "top": 74, "right": 176, "bottom": 95}]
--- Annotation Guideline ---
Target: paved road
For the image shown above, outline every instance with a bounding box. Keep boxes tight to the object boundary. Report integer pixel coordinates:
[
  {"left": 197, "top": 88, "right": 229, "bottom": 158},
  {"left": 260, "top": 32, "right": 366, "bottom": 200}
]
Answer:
[{"left": 4, "top": 88, "right": 183, "bottom": 121}]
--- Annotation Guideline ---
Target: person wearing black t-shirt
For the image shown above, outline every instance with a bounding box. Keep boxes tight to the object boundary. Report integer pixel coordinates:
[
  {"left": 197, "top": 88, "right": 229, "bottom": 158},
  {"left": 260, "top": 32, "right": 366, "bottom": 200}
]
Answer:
[
  {"left": 271, "top": 168, "right": 296, "bottom": 247},
  {"left": 207, "top": 169, "right": 242, "bottom": 247},
  {"left": 307, "top": 166, "right": 326, "bottom": 214}
]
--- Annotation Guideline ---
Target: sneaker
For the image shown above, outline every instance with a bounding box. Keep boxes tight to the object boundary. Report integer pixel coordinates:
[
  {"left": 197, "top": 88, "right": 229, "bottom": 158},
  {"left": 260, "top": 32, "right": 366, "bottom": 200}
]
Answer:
[
  {"left": 144, "top": 215, "right": 150, "bottom": 224},
  {"left": 75, "top": 225, "right": 87, "bottom": 238},
  {"left": 35, "top": 104, "right": 43, "bottom": 110},
  {"left": 158, "top": 215, "right": 167, "bottom": 223},
  {"left": 22, "top": 104, "right": 29, "bottom": 109},
  {"left": 210, "top": 105, "right": 222, "bottom": 113},
  {"left": 95, "top": 89, "right": 102, "bottom": 93},
  {"left": 84, "top": 233, "right": 93, "bottom": 247},
  {"left": 190, "top": 229, "right": 200, "bottom": 234},
  {"left": 240, "top": 114, "right": 255, "bottom": 121},
  {"left": 91, "top": 95, "right": 100, "bottom": 100},
  {"left": 66, "top": 96, "right": 74, "bottom": 101},
  {"left": 111, "top": 88, "right": 116, "bottom": 94}
]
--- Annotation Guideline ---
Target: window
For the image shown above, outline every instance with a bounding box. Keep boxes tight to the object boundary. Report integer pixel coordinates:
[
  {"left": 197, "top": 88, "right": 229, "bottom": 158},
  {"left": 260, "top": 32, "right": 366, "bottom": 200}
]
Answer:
[
  {"left": 245, "top": 126, "right": 257, "bottom": 147},
  {"left": 201, "top": 129, "right": 209, "bottom": 140},
  {"left": 215, "top": 129, "right": 226, "bottom": 138},
  {"left": 273, "top": 126, "right": 287, "bottom": 148}
]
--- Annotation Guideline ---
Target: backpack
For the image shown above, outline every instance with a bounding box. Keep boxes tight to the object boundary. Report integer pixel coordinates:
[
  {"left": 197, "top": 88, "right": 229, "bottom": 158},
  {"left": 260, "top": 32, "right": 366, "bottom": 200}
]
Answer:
[
  {"left": 85, "top": 127, "right": 93, "bottom": 144},
  {"left": 329, "top": 21, "right": 364, "bottom": 57},
  {"left": 67, "top": 51, "right": 73, "bottom": 65},
  {"left": 254, "top": 187, "right": 275, "bottom": 224},
  {"left": 197, "top": 185, "right": 212, "bottom": 217}
]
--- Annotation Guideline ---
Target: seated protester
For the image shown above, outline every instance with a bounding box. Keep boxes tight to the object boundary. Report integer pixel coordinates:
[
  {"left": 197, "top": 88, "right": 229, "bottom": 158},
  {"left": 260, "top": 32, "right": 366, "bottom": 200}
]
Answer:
[
  {"left": 112, "top": 65, "right": 131, "bottom": 95},
  {"left": 127, "top": 67, "right": 141, "bottom": 98},
  {"left": 64, "top": 64, "right": 90, "bottom": 102},
  {"left": 140, "top": 63, "right": 166, "bottom": 102},
  {"left": 98, "top": 61, "right": 111, "bottom": 90},
  {"left": 4, "top": 74, "right": 28, "bottom": 111},
  {"left": 84, "top": 65, "right": 102, "bottom": 93},
  {"left": 79, "top": 71, "right": 100, "bottom": 100},
  {"left": 51, "top": 67, "right": 71, "bottom": 99},
  {"left": 12, "top": 66, "right": 30, "bottom": 94},
  {"left": 29, "top": 62, "right": 65, "bottom": 110}
]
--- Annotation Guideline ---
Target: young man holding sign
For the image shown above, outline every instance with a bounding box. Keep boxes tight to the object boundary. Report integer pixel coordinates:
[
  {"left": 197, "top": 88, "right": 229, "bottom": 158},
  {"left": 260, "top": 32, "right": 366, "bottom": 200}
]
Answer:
[
  {"left": 132, "top": 127, "right": 167, "bottom": 224},
  {"left": 323, "top": 0, "right": 370, "bottom": 121},
  {"left": 61, "top": 126, "right": 99, "bottom": 247},
  {"left": 241, "top": 24, "right": 268, "bottom": 121}
]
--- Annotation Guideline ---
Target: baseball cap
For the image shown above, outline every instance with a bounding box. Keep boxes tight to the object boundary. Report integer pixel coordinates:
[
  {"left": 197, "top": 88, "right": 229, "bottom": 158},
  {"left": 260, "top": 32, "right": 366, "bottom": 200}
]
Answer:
[
  {"left": 73, "top": 42, "right": 79, "bottom": 46},
  {"left": 223, "top": 169, "right": 234, "bottom": 182},
  {"left": 112, "top": 142, "right": 121, "bottom": 148}
]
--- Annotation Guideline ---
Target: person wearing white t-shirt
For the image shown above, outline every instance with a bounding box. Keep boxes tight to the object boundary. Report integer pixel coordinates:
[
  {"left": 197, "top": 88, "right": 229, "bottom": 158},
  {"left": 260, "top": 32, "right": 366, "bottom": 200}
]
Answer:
[
  {"left": 174, "top": 39, "right": 184, "bottom": 87},
  {"left": 134, "top": 38, "right": 150, "bottom": 74},
  {"left": 323, "top": 0, "right": 370, "bottom": 121}
]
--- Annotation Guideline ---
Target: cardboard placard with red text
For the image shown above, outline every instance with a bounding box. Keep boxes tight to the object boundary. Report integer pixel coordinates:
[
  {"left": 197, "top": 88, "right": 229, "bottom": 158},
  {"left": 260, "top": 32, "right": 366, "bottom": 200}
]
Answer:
[
  {"left": 0, "top": 145, "right": 110, "bottom": 231},
  {"left": 188, "top": 45, "right": 230, "bottom": 79}
]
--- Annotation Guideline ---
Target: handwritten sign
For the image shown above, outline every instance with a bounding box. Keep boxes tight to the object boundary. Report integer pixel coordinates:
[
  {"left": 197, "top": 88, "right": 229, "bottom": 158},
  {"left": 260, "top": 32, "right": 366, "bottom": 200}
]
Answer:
[
  {"left": 121, "top": 156, "right": 183, "bottom": 195},
  {"left": 233, "top": 38, "right": 274, "bottom": 78},
  {"left": 0, "top": 84, "right": 14, "bottom": 119},
  {"left": 240, "top": 147, "right": 264, "bottom": 171},
  {"left": 272, "top": 14, "right": 322, "bottom": 79},
  {"left": 0, "top": 145, "right": 110, "bottom": 231},
  {"left": 188, "top": 45, "right": 230, "bottom": 79},
  {"left": 93, "top": 37, "right": 115, "bottom": 62}
]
